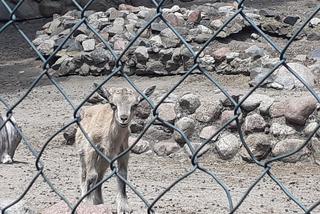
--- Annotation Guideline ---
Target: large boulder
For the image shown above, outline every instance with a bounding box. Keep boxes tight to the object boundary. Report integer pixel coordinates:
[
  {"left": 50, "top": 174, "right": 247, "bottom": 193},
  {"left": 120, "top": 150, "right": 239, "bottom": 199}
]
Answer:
[
  {"left": 272, "top": 139, "right": 311, "bottom": 163},
  {"left": 284, "top": 96, "right": 317, "bottom": 126},
  {"left": 272, "top": 63, "right": 316, "bottom": 90},
  {"left": 215, "top": 133, "right": 241, "bottom": 160},
  {"left": 240, "top": 133, "right": 272, "bottom": 162}
]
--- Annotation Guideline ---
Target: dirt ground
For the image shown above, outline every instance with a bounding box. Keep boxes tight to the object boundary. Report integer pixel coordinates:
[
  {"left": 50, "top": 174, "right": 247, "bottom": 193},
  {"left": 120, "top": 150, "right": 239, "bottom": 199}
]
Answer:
[{"left": 1, "top": 0, "right": 320, "bottom": 213}]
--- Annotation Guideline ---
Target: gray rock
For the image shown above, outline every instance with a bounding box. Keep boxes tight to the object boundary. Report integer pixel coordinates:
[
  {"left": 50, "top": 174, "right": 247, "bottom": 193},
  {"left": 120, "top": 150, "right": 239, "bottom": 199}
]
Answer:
[
  {"left": 269, "top": 101, "right": 287, "bottom": 118},
  {"left": 259, "top": 96, "right": 275, "bottom": 116},
  {"left": 310, "top": 17, "right": 320, "bottom": 27},
  {"left": 197, "top": 25, "right": 213, "bottom": 34},
  {"left": 307, "top": 33, "right": 320, "bottom": 41},
  {"left": 108, "top": 23, "right": 124, "bottom": 36},
  {"left": 129, "top": 120, "right": 144, "bottom": 133},
  {"left": 183, "top": 142, "right": 211, "bottom": 158},
  {"left": 245, "top": 45, "right": 265, "bottom": 59},
  {"left": 158, "top": 103, "right": 176, "bottom": 123},
  {"left": 273, "top": 63, "right": 316, "bottom": 90},
  {"left": 219, "top": 110, "right": 238, "bottom": 130},
  {"left": 113, "top": 17, "right": 125, "bottom": 26},
  {"left": 270, "top": 123, "right": 296, "bottom": 137},
  {"left": 163, "top": 12, "right": 185, "bottom": 27},
  {"left": 134, "top": 46, "right": 149, "bottom": 63},
  {"left": 304, "top": 122, "right": 320, "bottom": 137},
  {"left": 249, "top": 67, "right": 274, "bottom": 87},
  {"left": 240, "top": 133, "right": 271, "bottom": 162},
  {"left": 145, "top": 125, "right": 172, "bottom": 142},
  {"left": 272, "top": 139, "right": 310, "bottom": 163},
  {"left": 219, "top": 91, "right": 241, "bottom": 108},
  {"left": 160, "top": 28, "right": 180, "bottom": 48},
  {"left": 79, "top": 63, "right": 90, "bottom": 76},
  {"left": 107, "top": 7, "right": 119, "bottom": 21},
  {"left": 243, "top": 113, "right": 267, "bottom": 134},
  {"left": 210, "top": 19, "right": 223, "bottom": 30},
  {"left": 187, "top": 10, "right": 202, "bottom": 24},
  {"left": 113, "top": 38, "right": 128, "bottom": 52},
  {"left": 37, "top": 39, "right": 55, "bottom": 55},
  {"left": 194, "top": 33, "right": 211, "bottom": 43},
  {"left": 146, "top": 60, "right": 166, "bottom": 75},
  {"left": 283, "top": 16, "right": 300, "bottom": 26},
  {"left": 47, "top": 18, "right": 62, "bottom": 35},
  {"left": 127, "top": 13, "right": 138, "bottom": 21},
  {"left": 149, "top": 35, "right": 163, "bottom": 47},
  {"left": 58, "top": 60, "right": 77, "bottom": 76},
  {"left": 33, "top": 34, "right": 50, "bottom": 46},
  {"left": 173, "top": 117, "right": 196, "bottom": 144},
  {"left": 137, "top": 8, "right": 155, "bottom": 20},
  {"left": 163, "top": 5, "right": 180, "bottom": 13},
  {"left": 259, "top": 9, "right": 277, "bottom": 17},
  {"left": 240, "top": 94, "right": 262, "bottom": 112},
  {"left": 199, "top": 125, "right": 219, "bottom": 141},
  {"left": 135, "top": 100, "right": 152, "bottom": 119},
  {"left": 226, "top": 51, "right": 240, "bottom": 62},
  {"left": 89, "top": 47, "right": 111, "bottom": 65},
  {"left": 218, "top": 5, "right": 235, "bottom": 14},
  {"left": 82, "top": 39, "right": 95, "bottom": 52},
  {"left": 129, "top": 137, "right": 150, "bottom": 154},
  {"left": 75, "top": 34, "right": 88, "bottom": 43},
  {"left": 195, "top": 101, "right": 222, "bottom": 123},
  {"left": 178, "top": 93, "right": 201, "bottom": 115},
  {"left": 213, "top": 47, "right": 231, "bottom": 62},
  {"left": 284, "top": 96, "right": 317, "bottom": 126},
  {"left": 153, "top": 140, "right": 180, "bottom": 156},
  {"left": 216, "top": 133, "right": 241, "bottom": 160},
  {"left": 251, "top": 33, "right": 260, "bottom": 39},
  {"left": 241, "top": 94, "right": 274, "bottom": 114},
  {"left": 151, "top": 22, "right": 167, "bottom": 32}
]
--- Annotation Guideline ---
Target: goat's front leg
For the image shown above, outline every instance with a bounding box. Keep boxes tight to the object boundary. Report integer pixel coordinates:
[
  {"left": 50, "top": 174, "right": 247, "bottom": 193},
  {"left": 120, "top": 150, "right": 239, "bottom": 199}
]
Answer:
[
  {"left": 116, "top": 151, "right": 131, "bottom": 213},
  {"left": 82, "top": 149, "right": 104, "bottom": 205}
]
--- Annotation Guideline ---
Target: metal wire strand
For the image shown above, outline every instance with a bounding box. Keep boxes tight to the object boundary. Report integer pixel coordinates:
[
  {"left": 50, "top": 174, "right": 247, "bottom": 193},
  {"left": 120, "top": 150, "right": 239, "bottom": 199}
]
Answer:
[{"left": 0, "top": 0, "right": 319, "bottom": 213}]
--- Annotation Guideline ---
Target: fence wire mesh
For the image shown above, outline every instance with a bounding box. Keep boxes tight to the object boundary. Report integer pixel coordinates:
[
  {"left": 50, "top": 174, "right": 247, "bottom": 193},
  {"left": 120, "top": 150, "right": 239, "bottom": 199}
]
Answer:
[{"left": 0, "top": 0, "right": 320, "bottom": 213}]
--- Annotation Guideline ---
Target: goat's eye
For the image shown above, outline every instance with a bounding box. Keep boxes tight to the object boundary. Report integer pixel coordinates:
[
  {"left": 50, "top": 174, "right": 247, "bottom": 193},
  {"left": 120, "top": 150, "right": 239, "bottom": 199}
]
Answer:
[
  {"left": 110, "top": 103, "right": 117, "bottom": 110},
  {"left": 131, "top": 104, "right": 138, "bottom": 109}
]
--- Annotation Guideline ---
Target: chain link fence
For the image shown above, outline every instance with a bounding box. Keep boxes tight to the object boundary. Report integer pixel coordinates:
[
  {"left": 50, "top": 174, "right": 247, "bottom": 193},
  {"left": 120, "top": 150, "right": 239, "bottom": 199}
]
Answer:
[{"left": 1, "top": 0, "right": 320, "bottom": 213}]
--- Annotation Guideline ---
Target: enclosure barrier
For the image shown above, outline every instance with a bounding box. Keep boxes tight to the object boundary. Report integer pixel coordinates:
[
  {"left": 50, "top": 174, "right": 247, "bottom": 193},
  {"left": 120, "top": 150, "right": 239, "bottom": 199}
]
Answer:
[{"left": 0, "top": 0, "right": 320, "bottom": 213}]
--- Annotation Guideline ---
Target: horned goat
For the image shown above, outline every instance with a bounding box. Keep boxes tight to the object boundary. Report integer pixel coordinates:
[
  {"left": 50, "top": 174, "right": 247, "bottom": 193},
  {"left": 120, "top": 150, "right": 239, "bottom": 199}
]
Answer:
[
  {"left": 0, "top": 114, "right": 22, "bottom": 164},
  {"left": 75, "top": 83, "right": 155, "bottom": 213}
]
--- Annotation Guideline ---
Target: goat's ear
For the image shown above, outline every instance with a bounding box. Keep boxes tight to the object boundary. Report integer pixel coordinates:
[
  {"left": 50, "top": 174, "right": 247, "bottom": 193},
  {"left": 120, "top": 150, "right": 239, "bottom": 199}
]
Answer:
[
  {"left": 93, "top": 83, "right": 111, "bottom": 102},
  {"left": 138, "top": 85, "right": 156, "bottom": 102}
]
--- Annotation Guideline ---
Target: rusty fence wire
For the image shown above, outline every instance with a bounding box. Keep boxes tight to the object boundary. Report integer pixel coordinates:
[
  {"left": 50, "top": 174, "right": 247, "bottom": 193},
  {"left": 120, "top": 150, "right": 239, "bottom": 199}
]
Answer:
[{"left": 0, "top": 0, "right": 320, "bottom": 213}]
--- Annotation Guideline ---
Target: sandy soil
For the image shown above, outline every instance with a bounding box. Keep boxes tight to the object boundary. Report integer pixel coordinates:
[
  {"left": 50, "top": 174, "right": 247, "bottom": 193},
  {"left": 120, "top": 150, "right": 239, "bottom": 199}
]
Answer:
[{"left": 1, "top": 0, "right": 320, "bottom": 213}]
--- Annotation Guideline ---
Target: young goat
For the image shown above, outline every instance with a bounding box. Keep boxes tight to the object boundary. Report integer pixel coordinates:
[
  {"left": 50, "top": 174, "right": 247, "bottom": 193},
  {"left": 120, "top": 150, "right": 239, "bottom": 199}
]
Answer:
[
  {"left": 0, "top": 115, "right": 22, "bottom": 164},
  {"left": 76, "top": 84, "right": 155, "bottom": 213}
]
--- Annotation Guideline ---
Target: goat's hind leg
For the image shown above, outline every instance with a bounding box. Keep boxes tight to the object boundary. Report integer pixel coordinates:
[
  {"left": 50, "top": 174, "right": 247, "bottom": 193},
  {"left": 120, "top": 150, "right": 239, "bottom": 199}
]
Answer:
[
  {"left": 79, "top": 149, "right": 87, "bottom": 197},
  {"left": 116, "top": 151, "right": 131, "bottom": 213}
]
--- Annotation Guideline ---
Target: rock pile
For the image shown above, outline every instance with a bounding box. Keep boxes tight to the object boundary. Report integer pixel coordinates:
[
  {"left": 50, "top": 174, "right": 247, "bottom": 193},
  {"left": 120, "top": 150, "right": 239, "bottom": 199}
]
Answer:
[
  {"left": 64, "top": 90, "right": 320, "bottom": 164},
  {"left": 33, "top": 3, "right": 320, "bottom": 84}
]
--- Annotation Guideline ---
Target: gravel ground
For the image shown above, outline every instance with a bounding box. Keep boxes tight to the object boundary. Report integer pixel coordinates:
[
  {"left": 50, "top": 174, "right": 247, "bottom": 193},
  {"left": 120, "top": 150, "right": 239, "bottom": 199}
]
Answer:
[{"left": 0, "top": 0, "right": 320, "bottom": 213}]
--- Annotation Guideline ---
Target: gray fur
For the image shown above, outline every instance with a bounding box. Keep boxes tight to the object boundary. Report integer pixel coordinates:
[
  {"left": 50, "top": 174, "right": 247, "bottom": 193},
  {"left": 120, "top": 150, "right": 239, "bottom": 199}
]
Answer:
[{"left": 0, "top": 115, "right": 22, "bottom": 164}]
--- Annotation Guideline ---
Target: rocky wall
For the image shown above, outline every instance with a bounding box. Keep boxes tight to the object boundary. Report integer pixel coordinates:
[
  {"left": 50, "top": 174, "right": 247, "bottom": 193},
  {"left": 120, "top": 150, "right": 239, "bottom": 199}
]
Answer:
[
  {"left": 64, "top": 89, "right": 320, "bottom": 164},
  {"left": 32, "top": 3, "right": 320, "bottom": 91}
]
